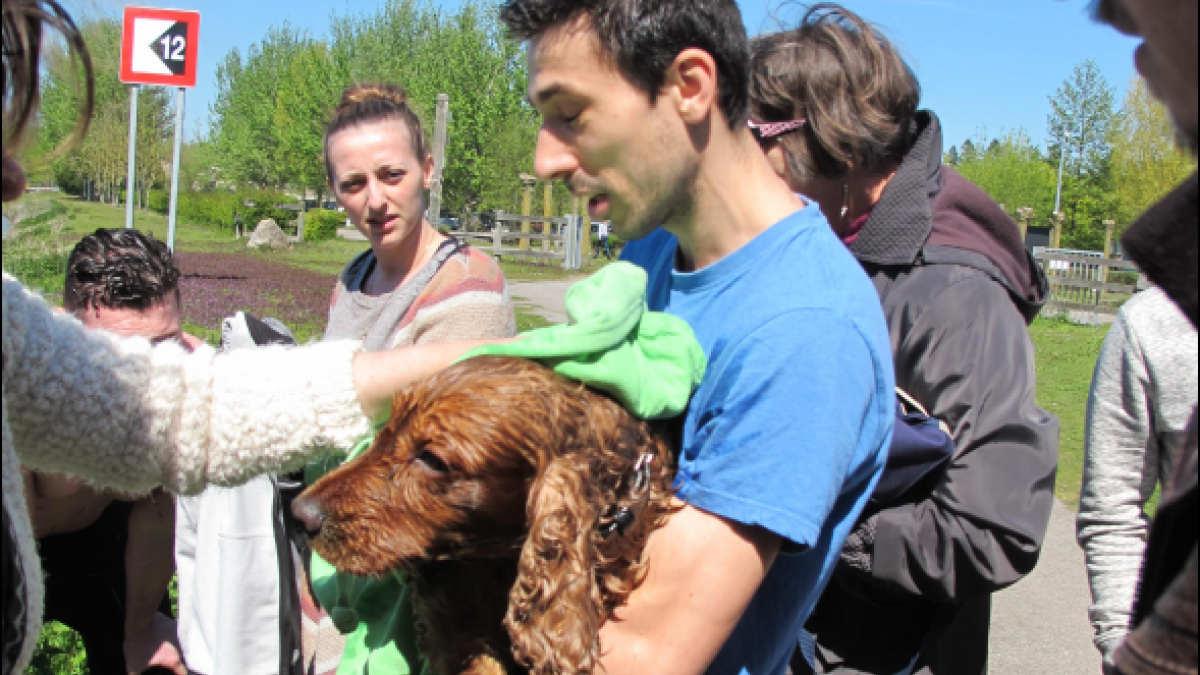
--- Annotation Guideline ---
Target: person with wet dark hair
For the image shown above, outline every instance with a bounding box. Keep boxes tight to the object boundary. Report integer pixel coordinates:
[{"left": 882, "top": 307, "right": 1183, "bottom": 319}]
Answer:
[
  {"left": 25, "top": 228, "right": 187, "bottom": 675},
  {"left": 748, "top": 6, "right": 1058, "bottom": 675}
]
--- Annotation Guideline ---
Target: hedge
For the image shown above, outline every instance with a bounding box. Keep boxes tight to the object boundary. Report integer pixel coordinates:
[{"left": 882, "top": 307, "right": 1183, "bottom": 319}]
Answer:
[
  {"left": 148, "top": 190, "right": 298, "bottom": 232},
  {"left": 304, "top": 209, "right": 348, "bottom": 242}
]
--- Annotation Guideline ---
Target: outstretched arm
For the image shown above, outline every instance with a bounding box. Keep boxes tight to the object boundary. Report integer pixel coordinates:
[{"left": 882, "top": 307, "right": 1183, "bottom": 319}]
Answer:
[{"left": 3, "top": 274, "right": 498, "bottom": 495}]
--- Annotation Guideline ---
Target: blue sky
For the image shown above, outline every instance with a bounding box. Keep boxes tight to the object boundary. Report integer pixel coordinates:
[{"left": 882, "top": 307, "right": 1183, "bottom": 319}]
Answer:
[{"left": 71, "top": 0, "right": 1141, "bottom": 150}]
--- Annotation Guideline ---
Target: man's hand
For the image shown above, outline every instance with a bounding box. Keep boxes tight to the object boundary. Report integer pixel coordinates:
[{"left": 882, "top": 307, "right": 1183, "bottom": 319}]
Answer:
[
  {"left": 124, "top": 612, "right": 186, "bottom": 675},
  {"left": 597, "top": 502, "right": 781, "bottom": 675}
]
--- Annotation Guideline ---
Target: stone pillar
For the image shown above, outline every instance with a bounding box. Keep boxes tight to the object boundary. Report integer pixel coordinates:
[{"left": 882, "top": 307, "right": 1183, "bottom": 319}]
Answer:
[
  {"left": 1051, "top": 212, "right": 1066, "bottom": 250},
  {"left": 1016, "top": 207, "right": 1035, "bottom": 242},
  {"left": 519, "top": 174, "right": 536, "bottom": 251}
]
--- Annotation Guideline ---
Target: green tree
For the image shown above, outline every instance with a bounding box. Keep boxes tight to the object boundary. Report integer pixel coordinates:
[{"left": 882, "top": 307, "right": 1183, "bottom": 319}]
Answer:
[
  {"left": 39, "top": 19, "right": 172, "bottom": 205},
  {"left": 275, "top": 41, "right": 346, "bottom": 202},
  {"left": 1047, "top": 60, "right": 1117, "bottom": 246},
  {"left": 207, "top": 0, "right": 537, "bottom": 214},
  {"left": 1110, "top": 76, "right": 1197, "bottom": 232},
  {"left": 210, "top": 25, "right": 312, "bottom": 188},
  {"left": 957, "top": 130, "right": 1058, "bottom": 223}
]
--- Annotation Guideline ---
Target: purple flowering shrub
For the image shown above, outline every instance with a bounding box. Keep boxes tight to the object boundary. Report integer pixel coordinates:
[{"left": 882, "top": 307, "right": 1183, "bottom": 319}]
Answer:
[{"left": 177, "top": 252, "right": 336, "bottom": 340}]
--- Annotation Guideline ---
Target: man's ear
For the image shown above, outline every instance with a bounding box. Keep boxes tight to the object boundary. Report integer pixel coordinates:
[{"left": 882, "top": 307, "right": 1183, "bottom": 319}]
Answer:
[{"left": 665, "top": 48, "right": 719, "bottom": 126}]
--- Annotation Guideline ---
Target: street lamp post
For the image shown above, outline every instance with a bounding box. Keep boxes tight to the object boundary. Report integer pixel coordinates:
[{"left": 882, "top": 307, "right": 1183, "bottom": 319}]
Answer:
[{"left": 1054, "top": 131, "right": 1069, "bottom": 215}]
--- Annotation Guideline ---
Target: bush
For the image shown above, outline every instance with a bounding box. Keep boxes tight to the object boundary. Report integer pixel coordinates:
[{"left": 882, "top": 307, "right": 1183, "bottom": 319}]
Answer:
[
  {"left": 304, "top": 209, "right": 347, "bottom": 242},
  {"left": 148, "top": 189, "right": 297, "bottom": 231},
  {"left": 29, "top": 623, "right": 89, "bottom": 675}
]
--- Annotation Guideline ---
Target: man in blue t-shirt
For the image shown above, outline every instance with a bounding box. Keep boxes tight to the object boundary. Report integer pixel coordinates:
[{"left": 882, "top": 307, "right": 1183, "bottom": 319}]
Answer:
[{"left": 499, "top": 2, "right": 895, "bottom": 674}]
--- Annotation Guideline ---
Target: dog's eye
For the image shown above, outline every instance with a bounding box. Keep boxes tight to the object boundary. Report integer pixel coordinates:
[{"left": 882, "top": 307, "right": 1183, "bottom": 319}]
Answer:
[{"left": 413, "top": 448, "right": 451, "bottom": 475}]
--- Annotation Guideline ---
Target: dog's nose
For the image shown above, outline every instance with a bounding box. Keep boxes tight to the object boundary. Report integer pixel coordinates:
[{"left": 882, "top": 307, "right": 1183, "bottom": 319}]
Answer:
[{"left": 291, "top": 497, "right": 327, "bottom": 537}]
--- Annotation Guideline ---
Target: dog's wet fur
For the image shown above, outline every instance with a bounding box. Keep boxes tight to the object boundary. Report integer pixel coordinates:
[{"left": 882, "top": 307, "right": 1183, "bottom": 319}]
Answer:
[{"left": 293, "top": 356, "right": 678, "bottom": 675}]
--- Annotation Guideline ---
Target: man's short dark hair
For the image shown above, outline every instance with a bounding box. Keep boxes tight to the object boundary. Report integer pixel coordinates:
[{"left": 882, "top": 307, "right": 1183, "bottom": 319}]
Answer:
[
  {"left": 63, "top": 228, "right": 180, "bottom": 312},
  {"left": 500, "top": 0, "right": 751, "bottom": 128}
]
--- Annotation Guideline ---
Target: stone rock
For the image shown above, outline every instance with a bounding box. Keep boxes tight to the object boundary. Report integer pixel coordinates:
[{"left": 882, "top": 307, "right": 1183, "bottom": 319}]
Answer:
[{"left": 246, "top": 219, "right": 291, "bottom": 250}]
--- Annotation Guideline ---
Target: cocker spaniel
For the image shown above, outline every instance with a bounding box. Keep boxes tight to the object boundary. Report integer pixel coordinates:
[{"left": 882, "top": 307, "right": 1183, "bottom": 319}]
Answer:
[{"left": 292, "top": 356, "right": 679, "bottom": 675}]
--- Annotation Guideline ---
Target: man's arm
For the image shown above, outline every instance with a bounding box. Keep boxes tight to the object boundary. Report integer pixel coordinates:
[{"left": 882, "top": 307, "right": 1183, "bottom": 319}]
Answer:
[
  {"left": 863, "top": 277, "right": 1059, "bottom": 601},
  {"left": 122, "top": 489, "right": 185, "bottom": 675},
  {"left": 1078, "top": 309, "right": 1160, "bottom": 662},
  {"left": 599, "top": 502, "right": 780, "bottom": 675}
]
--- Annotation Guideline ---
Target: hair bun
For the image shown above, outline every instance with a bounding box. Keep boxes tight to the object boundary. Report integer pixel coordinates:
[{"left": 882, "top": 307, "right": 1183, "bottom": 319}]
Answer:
[{"left": 338, "top": 83, "right": 408, "bottom": 112}]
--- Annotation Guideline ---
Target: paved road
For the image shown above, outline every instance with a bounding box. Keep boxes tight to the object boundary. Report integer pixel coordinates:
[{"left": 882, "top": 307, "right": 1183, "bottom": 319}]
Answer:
[
  {"left": 512, "top": 279, "right": 1104, "bottom": 675},
  {"left": 991, "top": 500, "right": 1101, "bottom": 675},
  {"left": 509, "top": 280, "right": 573, "bottom": 324}
]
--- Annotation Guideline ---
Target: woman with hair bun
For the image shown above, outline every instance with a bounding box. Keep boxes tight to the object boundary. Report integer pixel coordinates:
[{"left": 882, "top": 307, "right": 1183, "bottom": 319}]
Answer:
[
  {"left": 280, "top": 83, "right": 515, "bottom": 674},
  {"left": 323, "top": 83, "right": 514, "bottom": 351},
  {"left": 2, "top": 4, "right": 512, "bottom": 672},
  {"left": 748, "top": 5, "right": 1058, "bottom": 675}
]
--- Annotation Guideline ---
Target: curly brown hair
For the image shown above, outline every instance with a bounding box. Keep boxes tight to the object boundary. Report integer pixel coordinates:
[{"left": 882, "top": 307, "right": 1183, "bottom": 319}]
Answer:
[
  {"left": 1, "top": 0, "right": 92, "bottom": 149},
  {"left": 295, "top": 356, "right": 679, "bottom": 674},
  {"left": 63, "top": 229, "right": 180, "bottom": 313},
  {"left": 748, "top": 3, "right": 920, "bottom": 181}
]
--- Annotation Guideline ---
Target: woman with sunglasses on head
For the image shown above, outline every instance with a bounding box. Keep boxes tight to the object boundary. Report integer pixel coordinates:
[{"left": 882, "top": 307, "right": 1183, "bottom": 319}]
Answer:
[
  {"left": 748, "top": 6, "right": 1058, "bottom": 675},
  {"left": 1, "top": 3, "right": 505, "bottom": 672}
]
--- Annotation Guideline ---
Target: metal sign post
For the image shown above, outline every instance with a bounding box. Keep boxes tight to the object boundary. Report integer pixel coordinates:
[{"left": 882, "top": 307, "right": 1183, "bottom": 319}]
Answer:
[
  {"left": 120, "top": 7, "right": 200, "bottom": 249},
  {"left": 167, "top": 88, "right": 185, "bottom": 250},
  {"left": 125, "top": 85, "right": 140, "bottom": 229}
]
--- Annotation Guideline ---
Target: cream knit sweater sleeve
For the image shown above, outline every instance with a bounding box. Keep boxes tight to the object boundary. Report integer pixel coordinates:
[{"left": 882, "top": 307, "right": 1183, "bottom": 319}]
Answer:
[{"left": 3, "top": 274, "right": 372, "bottom": 496}]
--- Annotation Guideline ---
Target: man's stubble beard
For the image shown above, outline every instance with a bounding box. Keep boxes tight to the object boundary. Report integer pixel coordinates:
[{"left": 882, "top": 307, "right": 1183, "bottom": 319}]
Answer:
[{"left": 619, "top": 151, "right": 701, "bottom": 243}]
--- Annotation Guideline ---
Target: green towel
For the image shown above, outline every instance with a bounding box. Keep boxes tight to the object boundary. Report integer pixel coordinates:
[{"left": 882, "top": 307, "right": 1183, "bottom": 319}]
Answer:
[
  {"left": 462, "top": 261, "right": 706, "bottom": 420},
  {"left": 309, "top": 262, "right": 706, "bottom": 674},
  {"left": 307, "top": 437, "right": 423, "bottom": 675}
]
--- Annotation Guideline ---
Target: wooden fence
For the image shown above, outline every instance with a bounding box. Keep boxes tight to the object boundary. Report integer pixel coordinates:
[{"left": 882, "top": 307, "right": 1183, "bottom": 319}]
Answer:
[
  {"left": 1034, "top": 248, "right": 1143, "bottom": 319},
  {"left": 458, "top": 213, "right": 586, "bottom": 270}
]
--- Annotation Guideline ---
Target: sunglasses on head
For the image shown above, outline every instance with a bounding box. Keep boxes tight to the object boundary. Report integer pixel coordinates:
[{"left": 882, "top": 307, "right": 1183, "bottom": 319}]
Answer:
[{"left": 748, "top": 119, "right": 807, "bottom": 143}]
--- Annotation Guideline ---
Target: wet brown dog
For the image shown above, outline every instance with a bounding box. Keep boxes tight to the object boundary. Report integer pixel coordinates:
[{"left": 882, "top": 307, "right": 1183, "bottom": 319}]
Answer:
[{"left": 292, "top": 356, "right": 678, "bottom": 675}]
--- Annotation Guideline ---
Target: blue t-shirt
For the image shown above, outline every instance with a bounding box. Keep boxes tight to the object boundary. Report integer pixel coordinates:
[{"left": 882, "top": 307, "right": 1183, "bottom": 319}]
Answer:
[{"left": 621, "top": 205, "right": 894, "bottom": 675}]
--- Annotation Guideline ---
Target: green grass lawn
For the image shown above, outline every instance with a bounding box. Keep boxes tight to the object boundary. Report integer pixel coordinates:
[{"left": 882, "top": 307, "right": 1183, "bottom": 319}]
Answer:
[{"left": 1028, "top": 316, "right": 1110, "bottom": 509}]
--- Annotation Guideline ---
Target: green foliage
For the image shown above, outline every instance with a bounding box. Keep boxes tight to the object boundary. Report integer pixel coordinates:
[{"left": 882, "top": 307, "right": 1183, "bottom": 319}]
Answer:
[
  {"left": 148, "top": 189, "right": 297, "bottom": 231},
  {"left": 304, "top": 209, "right": 348, "bottom": 242},
  {"left": 1109, "top": 77, "right": 1198, "bottom": 233},
  {"left": 1047, "top": 61, "right": 1118, "bottom": 245},
  {"left": 29, "top": 623, "right": 90, "bottom": 675},
  {"left": 956, "top": 130, "right": 1058, "bottom": 223},
  {"left": 39, "top": 19, "right": 173, "bottom": 207},
  {"left": 209, "top": 0, "right": 537, "bottom": 214}
]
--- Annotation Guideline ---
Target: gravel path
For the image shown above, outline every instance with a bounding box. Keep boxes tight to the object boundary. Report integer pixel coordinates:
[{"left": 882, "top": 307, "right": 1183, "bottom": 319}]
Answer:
[{"left": 512, "top": 279, "right": 1104, "bottom": 675}]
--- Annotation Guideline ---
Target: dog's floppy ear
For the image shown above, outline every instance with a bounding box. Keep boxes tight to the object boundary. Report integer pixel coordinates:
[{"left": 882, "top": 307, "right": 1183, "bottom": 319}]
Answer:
[
  {"left": 505, "top": 454, "right": 605, "bottom": 674},
  {"left": 504, "top": 394, "right": 676, "bottom": 675}
]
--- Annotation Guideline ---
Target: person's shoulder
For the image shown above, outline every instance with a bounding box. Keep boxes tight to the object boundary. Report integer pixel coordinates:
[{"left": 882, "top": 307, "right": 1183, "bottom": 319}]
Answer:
[
  {"left": 340, "top": 249, "right": 375, "bottom": 289},
  {"left": 1120, "top": 286, "right": 1185, "bottom": 326},
  {"left": 423, "top": 242, "right": 508, "bottom": 298}
]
